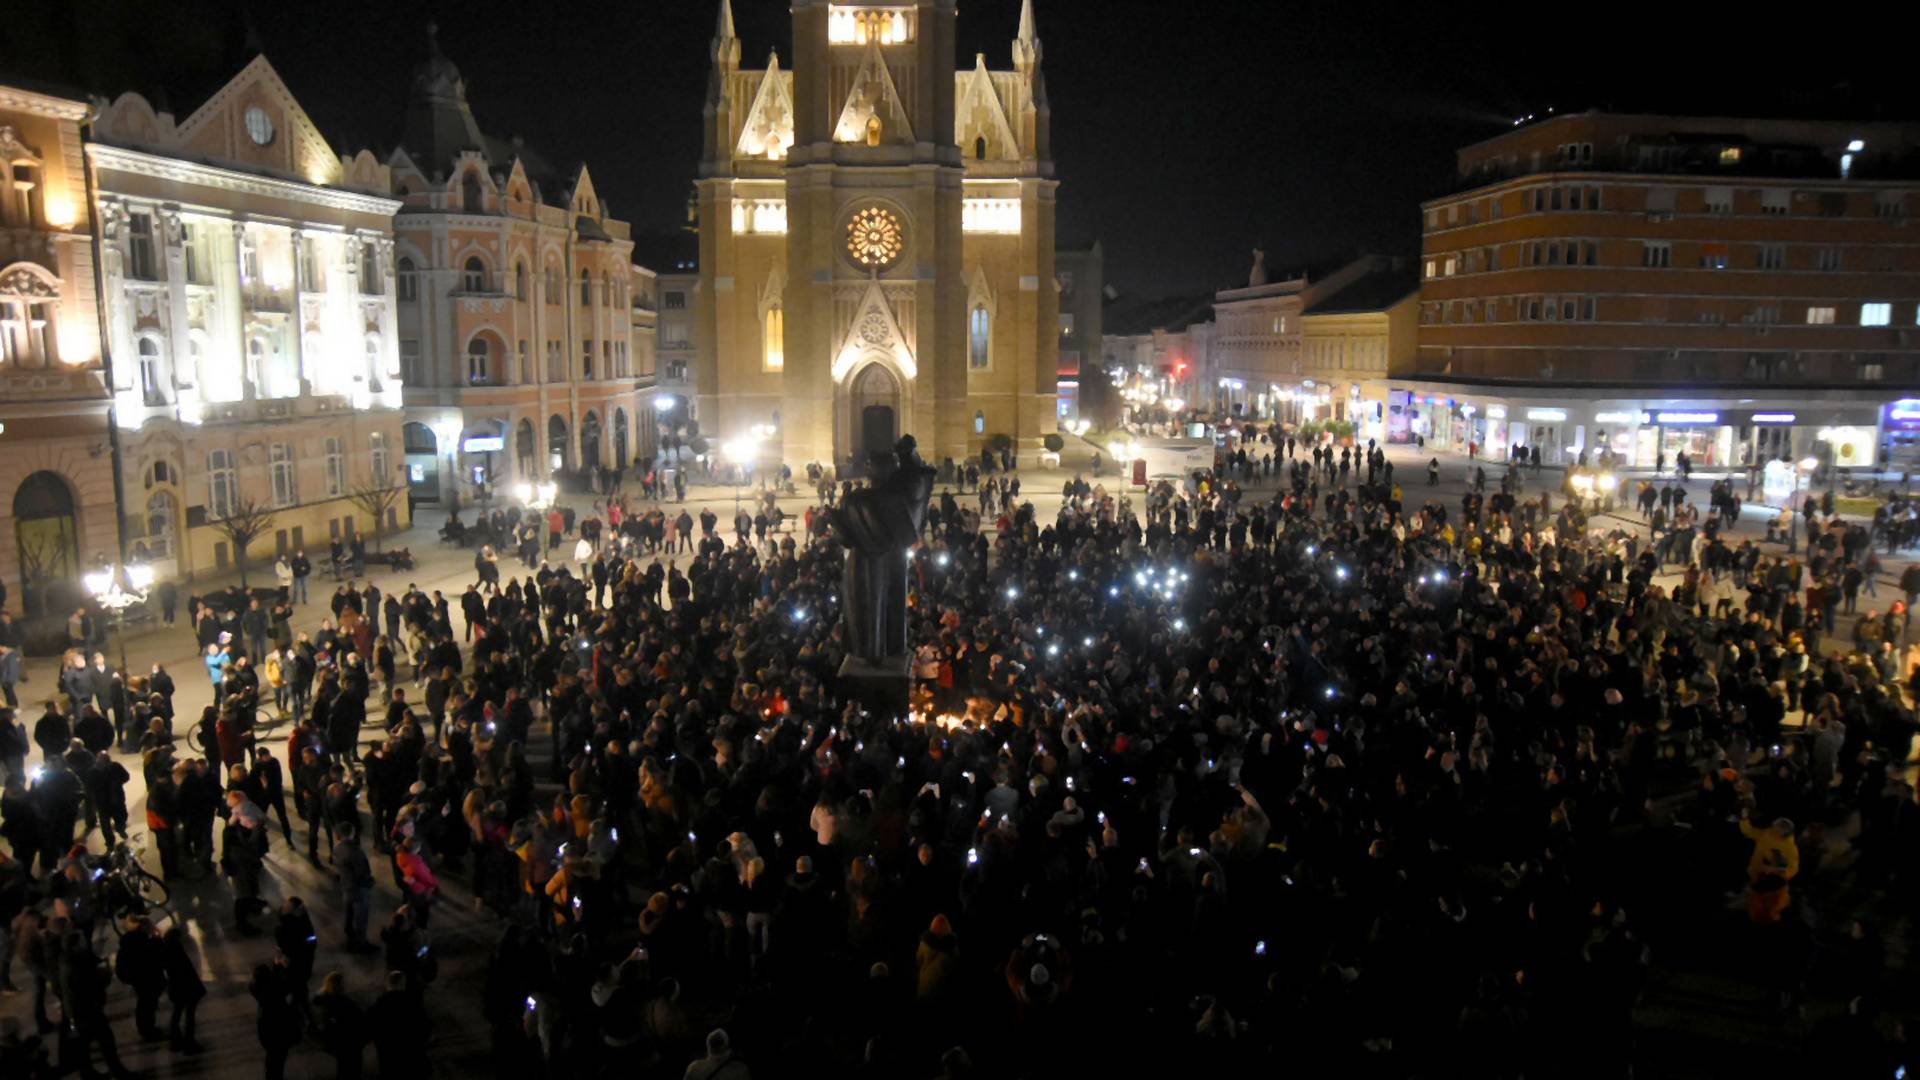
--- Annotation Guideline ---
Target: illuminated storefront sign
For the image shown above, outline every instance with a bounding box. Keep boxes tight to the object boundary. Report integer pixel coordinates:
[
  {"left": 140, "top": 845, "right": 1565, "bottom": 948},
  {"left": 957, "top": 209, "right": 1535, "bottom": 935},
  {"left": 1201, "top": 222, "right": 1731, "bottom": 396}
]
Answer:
[
  {"left": 1526, "top": 408, "right": 1567, "bottom": 422},
  {"left": 1750, "top": 413, "right": 1796, "bottom": 424},
  {"left": 1594, "top": 411, "right": 1647, "bottom": 425},
  {"left": 1656, "top": 411, "right": 1718, "bottom": 424}
]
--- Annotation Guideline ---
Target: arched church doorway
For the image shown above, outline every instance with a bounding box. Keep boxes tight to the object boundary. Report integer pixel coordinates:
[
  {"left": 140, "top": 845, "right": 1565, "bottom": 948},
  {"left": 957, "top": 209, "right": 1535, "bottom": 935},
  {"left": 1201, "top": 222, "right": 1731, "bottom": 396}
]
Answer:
[{"left": 849, "top": 362, "right": 900, "bottom": 467}]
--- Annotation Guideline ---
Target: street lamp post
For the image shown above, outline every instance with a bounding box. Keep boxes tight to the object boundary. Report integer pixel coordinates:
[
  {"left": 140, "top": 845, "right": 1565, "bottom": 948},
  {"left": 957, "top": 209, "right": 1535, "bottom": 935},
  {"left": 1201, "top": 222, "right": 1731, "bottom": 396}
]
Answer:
[{"left": 84, "top": 562, "right": 153, "bottom": 675}]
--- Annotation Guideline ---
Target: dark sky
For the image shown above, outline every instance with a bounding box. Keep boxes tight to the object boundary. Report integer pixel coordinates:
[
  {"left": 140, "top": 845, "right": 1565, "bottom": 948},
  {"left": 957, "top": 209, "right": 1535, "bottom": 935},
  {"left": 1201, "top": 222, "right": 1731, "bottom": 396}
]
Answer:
[{"left": 2, "top": 0, "right": 1905, "bottom": 297}]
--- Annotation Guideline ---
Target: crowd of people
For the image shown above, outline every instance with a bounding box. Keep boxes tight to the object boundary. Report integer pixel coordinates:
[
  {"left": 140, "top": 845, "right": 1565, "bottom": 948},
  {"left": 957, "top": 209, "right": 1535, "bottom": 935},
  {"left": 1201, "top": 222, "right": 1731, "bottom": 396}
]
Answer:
[{"left": 2, "top": 435, "right": 1919, "bottom": 1078}]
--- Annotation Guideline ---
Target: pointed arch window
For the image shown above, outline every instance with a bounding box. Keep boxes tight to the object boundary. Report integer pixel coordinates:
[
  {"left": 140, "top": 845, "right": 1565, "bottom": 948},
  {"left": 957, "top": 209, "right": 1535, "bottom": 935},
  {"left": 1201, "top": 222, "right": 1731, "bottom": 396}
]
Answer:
[
  {"left": 462, "top": 172, "right": 483, "bottom": 213},
  {"left": 968, "top": 305, "right": 991, "bottom": 370},
  {"left": 764, "top": 305, "right": 784, "bottom": 371},
  {"left": 975, "top": 136, "right": 987, "bottom": 161},
  {"left": 462, "top": 257, "right": 486, "bottom": 293},
  {"left": 397, "top": 257, "right": 418, "bottom": 302},
  {"left": 514, "top": 261, "right": 529, "bottom": 301}
]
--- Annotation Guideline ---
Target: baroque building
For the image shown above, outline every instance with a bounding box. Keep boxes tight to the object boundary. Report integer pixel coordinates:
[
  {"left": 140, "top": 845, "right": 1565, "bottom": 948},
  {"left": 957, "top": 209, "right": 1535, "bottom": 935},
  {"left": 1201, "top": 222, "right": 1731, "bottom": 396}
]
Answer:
[
  {"left": 0, "top": 83, "right": 114, "bottom": 622},
  {"left": 89, "top": 56, "right": 407, "bottom": 580},
  {"left": 389, "top": 28, "right": 651, "bottom": 504},
  {"left": 697, "top": 0, "right": 1060, "bottom": 471}
]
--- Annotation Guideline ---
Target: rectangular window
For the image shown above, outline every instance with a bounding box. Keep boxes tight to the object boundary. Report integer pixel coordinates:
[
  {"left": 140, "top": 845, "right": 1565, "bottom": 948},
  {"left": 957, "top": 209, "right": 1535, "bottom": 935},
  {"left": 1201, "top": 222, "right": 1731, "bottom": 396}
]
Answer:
[
  {"left": 1530, "top": 188, "right": 1545, "bottom": 212},
  {"left": 1818, "top": 192, "right": 1848, "bottom": 217},
  {"left": 269, "top": 443, "right": 297, "bottom": 508},
  {"left": 127, "top": 212, "right": 157, "bottom": 280},
  {"left": 1484, "top": 300, "right": 1498, "bottom": 321},
  {"left": 1423, "top": 259, "right": 1436, "bottom": 279},
  {"left": 582, "top": 340, "right": 594, "bottom": 379},
  {"left": 1583, "top": 241, "right": 1597, "bottom": 265},
  {"left": 1862, "top": 302, "right": 1891, "bottom": 326},
  {"left": 1760, "top": 189, "right": 1790, "bottom": 215},
  {"left": 1817, "top": 247, "right": 1842, "bottom": 271},
  {"left": 1526, "top": 299, "right": 1541, "bottom": 321},
  {"left": 369, "top": 432, "right": 389, "bottom": 485},
  {"left": 1862, "top": 361, "right": 1885, "bottom": 381},
  {"left": 518, "top": 340, "right": 530, "bottom": 383},
  {"left": 1568, "top": 187, "right": 1582, "bottom": 211},
  {"left": 1876, "top": 192, "right": 1909, "bottom": 218},
  {"left": 662, "top": 324, "right": 689, "bottom": 347},
  {"left": 183, "top": 225, "right": 210, "bottom": 285},
  {"left": 1443, "top": 255, "right": 1459, "bottom": 276},
  {"left": 1704, "top": 186, "right": 1733, "bottom": 213},
  {"left": 663, "top": 291, "right": 686, "bottom": 310},
  {"left": 324, "top": 437, "right": 345, "bottom": 497},
  {"left": 1562, "top": 300, "right": 1577, "bottom": 320},
  {"left": 1550, "top": 187, "right": 1563, "bottom": 211},
  {"left": 1806, "top": 306, "right": 1836, "bottom": 325},
  {"left": 1582, "top": 298, "right": 1597, "bottom": 320},
  {"left": 299, "top": 243, "right": 322, "bottom": 292},
  {"left": 1757, "top": 245, "right": 1784, "bottom": 270},
  {"left": 1645, "top": 187, "right": 1676, "bottom": 213},
  {"left": 1641, "top": 242, "right": 1671, "bottom": 268},
  {"left": 400, "top": 339, "right": 421, "bottom": 384},
  {"left": 398, "top": 267, "right": 417, "bottom": 302},
  {"left": 208, "top": 449, "right": 236, "bottom": 519}
]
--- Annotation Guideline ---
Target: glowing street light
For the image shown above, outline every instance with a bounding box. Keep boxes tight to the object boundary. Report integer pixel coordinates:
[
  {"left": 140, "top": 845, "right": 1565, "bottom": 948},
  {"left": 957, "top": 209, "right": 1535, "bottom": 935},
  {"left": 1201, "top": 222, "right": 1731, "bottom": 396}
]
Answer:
[{"left": 86, "top": 562, "right": 153, "bottom": 674}]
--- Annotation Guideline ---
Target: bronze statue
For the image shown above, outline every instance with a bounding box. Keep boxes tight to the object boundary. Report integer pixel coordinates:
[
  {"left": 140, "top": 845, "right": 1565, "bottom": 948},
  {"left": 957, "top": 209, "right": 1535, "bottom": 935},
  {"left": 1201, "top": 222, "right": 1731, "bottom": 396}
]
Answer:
[{"left": 832, "top": 435, "right": 935, "bottom": 663}]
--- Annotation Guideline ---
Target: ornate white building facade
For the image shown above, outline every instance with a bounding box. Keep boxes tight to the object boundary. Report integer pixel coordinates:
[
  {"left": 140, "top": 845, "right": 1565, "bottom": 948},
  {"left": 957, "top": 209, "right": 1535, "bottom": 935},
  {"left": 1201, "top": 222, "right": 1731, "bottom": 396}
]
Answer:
[{"left": 89, "top": 56, "right": 408, "bottom": 580}]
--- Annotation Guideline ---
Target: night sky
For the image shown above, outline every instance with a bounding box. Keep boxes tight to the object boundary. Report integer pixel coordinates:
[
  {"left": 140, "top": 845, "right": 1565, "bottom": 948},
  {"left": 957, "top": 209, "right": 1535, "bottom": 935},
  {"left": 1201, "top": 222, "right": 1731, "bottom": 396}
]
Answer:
[{"left": 2, "top": 0, "right": 1903, "bottom": 297}]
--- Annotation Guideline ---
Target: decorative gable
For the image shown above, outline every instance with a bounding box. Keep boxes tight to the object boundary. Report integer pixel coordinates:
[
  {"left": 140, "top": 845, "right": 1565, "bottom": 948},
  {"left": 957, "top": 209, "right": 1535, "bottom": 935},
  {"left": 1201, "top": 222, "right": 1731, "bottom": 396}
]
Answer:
[
  {"left": 735, "top": 52, "right": 796, "bottom": 161},
  {"left": 832, "top": 44, "right": 914, "bottom": 146},
  {"left": 956, "top": 56, "right": 1019, "bottom": 161},
  {"left": 172, "top": 55, "right": 341, "bottom": 186},
  {"left": 833, "top": 277, "right": 916, "bottom": 381}
]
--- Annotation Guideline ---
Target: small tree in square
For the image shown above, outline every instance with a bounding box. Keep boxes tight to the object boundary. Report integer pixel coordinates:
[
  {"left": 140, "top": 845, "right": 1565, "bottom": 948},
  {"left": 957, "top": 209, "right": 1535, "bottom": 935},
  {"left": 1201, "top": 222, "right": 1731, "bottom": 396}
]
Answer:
[
  {"left": 211, "top": 497, "right": 277, "bottom": 588},
  {"left": 346, "top": 482, "right": 405, "bottom": 552}
]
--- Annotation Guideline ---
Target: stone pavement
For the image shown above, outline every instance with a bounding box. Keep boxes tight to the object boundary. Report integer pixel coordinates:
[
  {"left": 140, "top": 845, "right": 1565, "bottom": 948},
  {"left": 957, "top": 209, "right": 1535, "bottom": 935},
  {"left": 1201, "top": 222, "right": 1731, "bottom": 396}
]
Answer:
[{"left": 4, "top": 437, "right": 1914, "bottom": 1077}]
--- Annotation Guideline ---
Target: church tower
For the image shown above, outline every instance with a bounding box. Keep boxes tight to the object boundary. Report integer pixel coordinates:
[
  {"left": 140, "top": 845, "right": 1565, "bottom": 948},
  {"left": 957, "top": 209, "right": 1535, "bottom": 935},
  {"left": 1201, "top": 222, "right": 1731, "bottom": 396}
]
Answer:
[{"left": 697, "top": 0, "right": 1057, "bottom": 472}]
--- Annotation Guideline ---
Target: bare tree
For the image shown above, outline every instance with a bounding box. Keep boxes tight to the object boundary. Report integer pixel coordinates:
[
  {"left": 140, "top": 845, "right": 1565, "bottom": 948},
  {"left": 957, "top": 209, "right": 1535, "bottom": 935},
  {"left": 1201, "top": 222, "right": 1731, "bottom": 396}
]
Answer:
[
  {"left": 346, "top": 482, "right": 405, "bottom": 552},
  {"left": 211, "top": 497, "right": 277, "bottom": 588}
]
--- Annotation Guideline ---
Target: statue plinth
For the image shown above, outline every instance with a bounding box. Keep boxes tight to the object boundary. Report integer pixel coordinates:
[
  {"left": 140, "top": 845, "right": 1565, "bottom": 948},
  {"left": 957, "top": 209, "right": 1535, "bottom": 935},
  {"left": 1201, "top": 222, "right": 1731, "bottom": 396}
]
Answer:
[{"left": 837, "top": 654, "right": 913, "bottom": 721}]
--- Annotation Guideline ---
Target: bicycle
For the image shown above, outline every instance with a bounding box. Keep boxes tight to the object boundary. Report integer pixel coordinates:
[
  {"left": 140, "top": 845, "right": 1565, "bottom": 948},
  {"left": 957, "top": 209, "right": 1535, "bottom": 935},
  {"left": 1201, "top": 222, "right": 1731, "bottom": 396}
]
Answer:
[{"left": 91, "top": 835, "right": 173, "bottom": 936}]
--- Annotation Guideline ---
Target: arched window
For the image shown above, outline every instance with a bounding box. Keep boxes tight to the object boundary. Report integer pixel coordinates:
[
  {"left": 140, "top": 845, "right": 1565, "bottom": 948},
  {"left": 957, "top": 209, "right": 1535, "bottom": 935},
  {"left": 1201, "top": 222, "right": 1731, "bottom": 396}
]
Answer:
[
  {"left": 579, "top": 269, "right": 592, "bottom": 306},
  {"left": 968, "top": 305, "right": 991, "bottom": 370},
  {"left": 763, "top": 305, "right": 784, "bottom": 371},
  {"left": 137, "top": 337, "right": 166, "bottom": 404},
  {"left": 396, "top": 256, "right": 417, "bottom": 302},
  {"left": 975, "top": 136, "right": 987, "bottom": 161},
  {"left": 466, "top": 337, "right": 491, "bottom": 385},
  {"left": 514, "top": 261, "right": 529, "bottom": 301},
  {"left": 601, "top": 271, "right": 612, "bottom": 305},
  {"left": 364, "top": 335, "right": 383, "bottom": 391},
  {"left": 974, "top": 410, "right": 985, "bottom": 434},
  {"left": 866, "top": 116, "right": 883, "bottom": 147},
  {"left": 462, "top": 171, "right": 483, "bottom": 213},
  {"left": 462, "top": 257, "right": 486, "bottom": 293},
  {"left": 144, "top": 490, "right": 176, "bottom": 559}
]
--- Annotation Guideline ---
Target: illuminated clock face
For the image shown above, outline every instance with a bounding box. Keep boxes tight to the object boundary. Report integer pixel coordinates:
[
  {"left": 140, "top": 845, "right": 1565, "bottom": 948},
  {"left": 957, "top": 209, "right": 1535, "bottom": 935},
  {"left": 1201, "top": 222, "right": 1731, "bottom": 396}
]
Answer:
[
  {"left": 845, "top": 207, "right": 903, "bottom": 269},
  {"left": 244, "top": 106, "right": 276, "bottom": 146}
]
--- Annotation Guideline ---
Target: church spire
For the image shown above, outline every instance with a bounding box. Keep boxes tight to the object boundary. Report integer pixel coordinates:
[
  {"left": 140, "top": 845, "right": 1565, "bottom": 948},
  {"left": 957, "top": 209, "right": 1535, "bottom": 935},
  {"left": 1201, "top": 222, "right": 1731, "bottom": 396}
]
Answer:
[
  {"left": 712, "top": 0, "right": 741, "bottom": 70},
  {"left": 1013, "top": 0, "right": 1042, "bottom": 70}
]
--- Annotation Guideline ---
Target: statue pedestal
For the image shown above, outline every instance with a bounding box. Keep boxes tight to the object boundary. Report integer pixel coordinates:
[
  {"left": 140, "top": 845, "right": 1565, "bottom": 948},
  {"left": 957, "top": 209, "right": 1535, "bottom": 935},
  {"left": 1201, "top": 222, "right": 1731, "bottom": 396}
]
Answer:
[{"left": 838, "top": 654, "right": 912, "bottom": 721}]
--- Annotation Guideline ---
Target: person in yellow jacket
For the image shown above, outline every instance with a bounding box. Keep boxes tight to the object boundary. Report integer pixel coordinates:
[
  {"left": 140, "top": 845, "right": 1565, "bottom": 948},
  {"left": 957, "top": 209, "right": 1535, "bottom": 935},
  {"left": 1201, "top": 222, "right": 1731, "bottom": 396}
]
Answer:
[
  {"left": 1739, "top": 810, "right": 1799, "bottom": 924},
  {"left": 262, "top": 648, "right": 288, "bottom": 719}
]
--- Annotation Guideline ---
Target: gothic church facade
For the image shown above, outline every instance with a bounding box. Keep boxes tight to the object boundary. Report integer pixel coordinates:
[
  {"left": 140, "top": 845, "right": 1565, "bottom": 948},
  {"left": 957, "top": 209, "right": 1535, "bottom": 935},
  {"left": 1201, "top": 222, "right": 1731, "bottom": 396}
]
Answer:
[{"left": 697, "top": 0, "right": 1059, "bottom": 471}]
